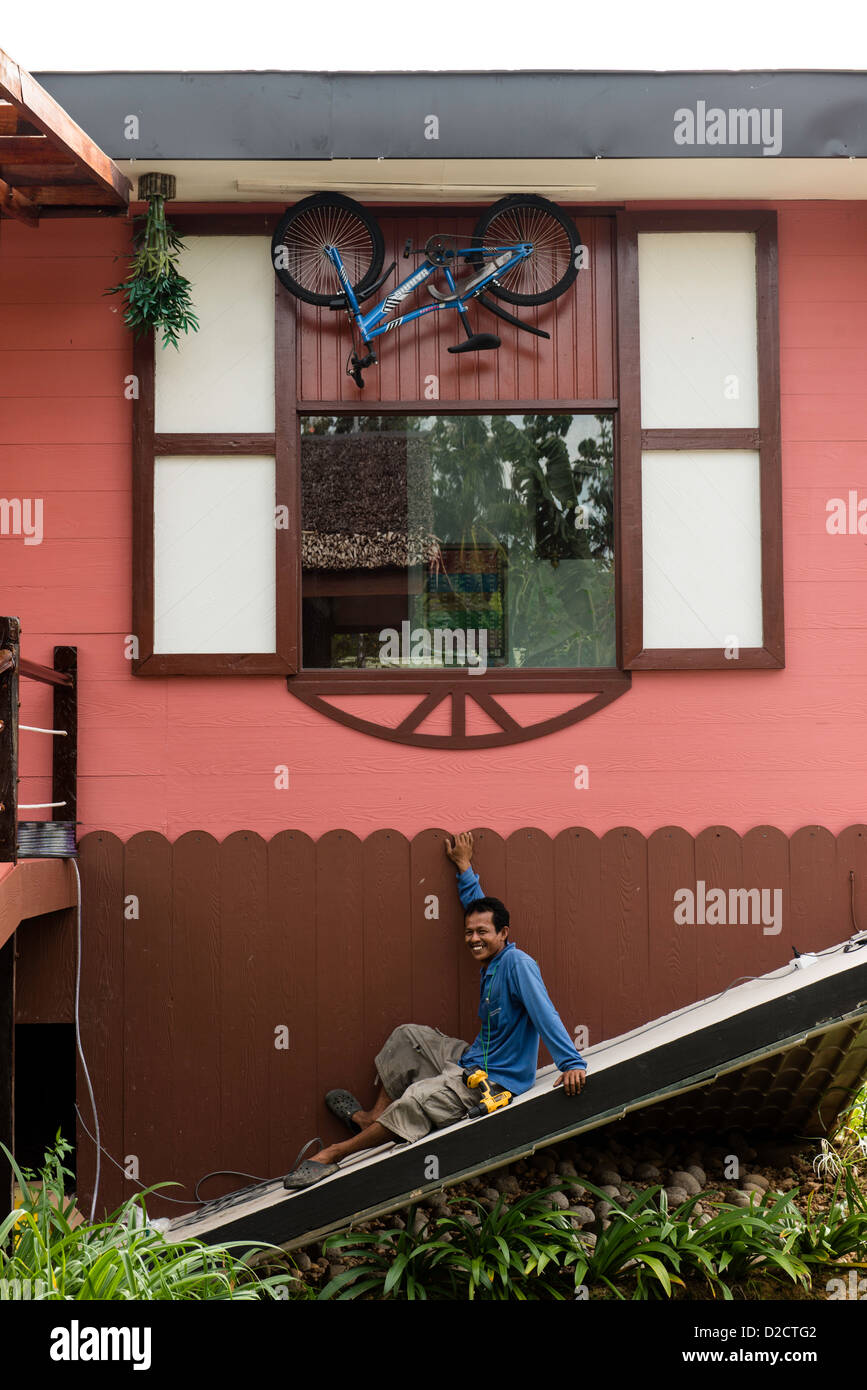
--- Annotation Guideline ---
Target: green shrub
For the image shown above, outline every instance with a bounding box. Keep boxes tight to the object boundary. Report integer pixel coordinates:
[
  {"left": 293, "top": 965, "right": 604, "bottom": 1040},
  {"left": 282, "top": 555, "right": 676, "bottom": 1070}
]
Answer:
[{"left": 0, "top": 1137, "right": 308, "bottom": 1301}]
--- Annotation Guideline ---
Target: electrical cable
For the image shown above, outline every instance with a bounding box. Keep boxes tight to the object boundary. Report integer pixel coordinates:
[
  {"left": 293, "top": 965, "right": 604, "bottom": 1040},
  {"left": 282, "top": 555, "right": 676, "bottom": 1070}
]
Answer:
[{"left": 75, "top": 1098, "right": 326, "bottom": 1208}]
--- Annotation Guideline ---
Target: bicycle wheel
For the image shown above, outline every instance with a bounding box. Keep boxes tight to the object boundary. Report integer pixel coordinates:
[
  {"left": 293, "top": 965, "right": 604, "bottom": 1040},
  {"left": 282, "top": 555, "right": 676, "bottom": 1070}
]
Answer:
[
  {"left": 469, "top": 194, "right": 580, "bottom": 306},
  {"left": 271, "top": 192, "right": 385, "bottom": 306}
]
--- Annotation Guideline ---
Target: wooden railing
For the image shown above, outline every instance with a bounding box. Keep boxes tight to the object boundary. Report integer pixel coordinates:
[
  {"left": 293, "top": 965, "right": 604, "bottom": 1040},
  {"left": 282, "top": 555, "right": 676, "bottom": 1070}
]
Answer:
[{"left": 0, "top": 617, "right": 77, "bottom": 863}]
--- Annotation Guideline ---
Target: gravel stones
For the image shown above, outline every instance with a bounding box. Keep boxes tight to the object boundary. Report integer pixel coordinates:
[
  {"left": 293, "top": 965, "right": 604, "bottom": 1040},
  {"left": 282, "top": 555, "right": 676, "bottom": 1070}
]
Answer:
[
  {"left": 743, "top": 1173, "right": 770, "bottom": 1191},
  {"left": 595, "top": 1168, "right": 622, "bottom": 1187},
  {"left": 530, "top": 1152, "right": 557, "bottom": 1175},
  {"left": 494, "top": 1174, "right": 520, "bottom": 1195},
  {"left": 671, "top": 1170, "right": 702, "bottom": 1196},
  {"left": 547, "top": 1191, "right": 571, "bottom": 1210},
  {"left": 633, "top": 1162, "right": 661, "bottom": 1182}
]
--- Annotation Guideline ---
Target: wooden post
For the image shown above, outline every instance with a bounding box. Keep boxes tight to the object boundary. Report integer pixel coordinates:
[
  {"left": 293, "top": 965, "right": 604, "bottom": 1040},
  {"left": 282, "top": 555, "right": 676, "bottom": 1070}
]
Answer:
[
  {"left": 0, "top": 935, "right": 13, "bottom": 1209},
  {"left": 0, "top": 617, "right": 20, "bottom": 863},
  {"left": 52, "top": 647, "right": 77, "bottom": 834}
]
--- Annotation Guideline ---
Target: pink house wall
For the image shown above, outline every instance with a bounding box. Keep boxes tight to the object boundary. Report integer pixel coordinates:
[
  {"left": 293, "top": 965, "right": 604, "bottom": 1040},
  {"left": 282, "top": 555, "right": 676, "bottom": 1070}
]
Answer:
[{"left": 2, "top": 203, "right": 867, "bottom": 841}]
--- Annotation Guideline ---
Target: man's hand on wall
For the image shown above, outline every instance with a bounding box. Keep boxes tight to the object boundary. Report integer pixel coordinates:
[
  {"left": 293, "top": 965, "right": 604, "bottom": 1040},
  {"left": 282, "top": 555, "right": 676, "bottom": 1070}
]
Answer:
[
  {"left": 554, "top": 1069, "right": 587, "bottom": 1097},
  {"left": 445, "top": 830, "right": 474, "bottom": 873}
]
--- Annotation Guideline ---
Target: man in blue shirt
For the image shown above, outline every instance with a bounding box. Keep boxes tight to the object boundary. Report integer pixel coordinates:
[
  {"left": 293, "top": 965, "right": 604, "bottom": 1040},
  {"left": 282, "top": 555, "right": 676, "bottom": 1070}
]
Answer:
[{"left": 284, "top": 830, "right": 587, "bottom": 1188}]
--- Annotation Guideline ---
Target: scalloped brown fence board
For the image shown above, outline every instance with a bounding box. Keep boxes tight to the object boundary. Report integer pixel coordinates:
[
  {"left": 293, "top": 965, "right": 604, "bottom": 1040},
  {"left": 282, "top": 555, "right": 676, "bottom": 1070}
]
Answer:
[{"left": 12, "top": 823, "right": 867, "bottom": 1217}]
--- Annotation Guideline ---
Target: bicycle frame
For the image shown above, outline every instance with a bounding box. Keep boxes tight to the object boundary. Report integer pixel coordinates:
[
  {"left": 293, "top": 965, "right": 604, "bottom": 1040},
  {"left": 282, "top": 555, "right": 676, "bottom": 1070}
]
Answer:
[{"left": 326, "top": 242, "right": 532, "bottom": 346}]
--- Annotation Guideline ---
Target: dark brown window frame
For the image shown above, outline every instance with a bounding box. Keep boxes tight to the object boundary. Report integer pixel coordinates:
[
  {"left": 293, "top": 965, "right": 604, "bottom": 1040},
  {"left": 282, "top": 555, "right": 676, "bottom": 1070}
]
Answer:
[
  {"left": 615, "top": 209, "right": 783, "bottom": 670},
  {"left": 131, "top": 214, "right": 298, "bottom": 675},
  {"left": 131, "top": 205, "right": 782, "bottom": 744}
]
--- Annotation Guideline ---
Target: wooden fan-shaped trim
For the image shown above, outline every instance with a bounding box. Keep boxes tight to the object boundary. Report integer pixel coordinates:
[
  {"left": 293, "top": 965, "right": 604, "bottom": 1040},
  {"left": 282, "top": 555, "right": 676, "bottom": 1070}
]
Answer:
[{"left": 287, "top": 672, "right": 631, "bottom": 749}]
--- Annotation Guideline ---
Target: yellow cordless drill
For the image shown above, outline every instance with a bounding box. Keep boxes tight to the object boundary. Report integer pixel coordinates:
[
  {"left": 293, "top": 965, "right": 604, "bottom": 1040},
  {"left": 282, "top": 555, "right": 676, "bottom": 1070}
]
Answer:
[{"left": 463, "top": 1068, "right": 512, "bottom": 1117}]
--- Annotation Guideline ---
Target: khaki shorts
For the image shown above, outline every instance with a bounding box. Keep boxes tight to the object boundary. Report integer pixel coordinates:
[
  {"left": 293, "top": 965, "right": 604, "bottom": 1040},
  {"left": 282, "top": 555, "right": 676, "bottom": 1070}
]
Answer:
[{"left": 374, "top": 1023, "right": 475, "bottom": 1143}]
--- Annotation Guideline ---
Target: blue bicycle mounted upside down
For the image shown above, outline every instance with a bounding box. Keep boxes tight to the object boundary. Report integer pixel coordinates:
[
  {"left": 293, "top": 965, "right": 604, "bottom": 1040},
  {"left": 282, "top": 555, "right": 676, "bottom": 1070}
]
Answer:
[
  {"left": 327, "top": 239, "right": 531, "bottom": 383},
  {"left": 270, "top": 192, "right": 582, "bottom": 386}
]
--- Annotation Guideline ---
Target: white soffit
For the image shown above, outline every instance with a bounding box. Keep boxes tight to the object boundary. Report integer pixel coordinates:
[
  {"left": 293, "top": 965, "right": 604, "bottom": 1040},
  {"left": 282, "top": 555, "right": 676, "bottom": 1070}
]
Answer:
[{"left": 117, "top": 157, "right": 867, "bottom": 203}]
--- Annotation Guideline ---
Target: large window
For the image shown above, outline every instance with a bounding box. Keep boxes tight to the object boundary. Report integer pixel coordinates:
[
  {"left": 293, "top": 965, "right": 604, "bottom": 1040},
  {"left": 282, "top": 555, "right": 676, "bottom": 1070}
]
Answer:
[
  {"left": 130, "top": 206, "right": 781, "bottom": 724},
  {"left": 300, "top": 413, "right": 615, "bottom": 672},
  {"left": 616, "top": 210, "right": 782, "bottom": 669}
]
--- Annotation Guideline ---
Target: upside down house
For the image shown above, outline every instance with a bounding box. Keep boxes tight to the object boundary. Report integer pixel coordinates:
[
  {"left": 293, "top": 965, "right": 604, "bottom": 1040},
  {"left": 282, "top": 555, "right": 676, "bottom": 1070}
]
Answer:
[{"left": 1, "top": 57, "right": 867, "bottom": 1222}]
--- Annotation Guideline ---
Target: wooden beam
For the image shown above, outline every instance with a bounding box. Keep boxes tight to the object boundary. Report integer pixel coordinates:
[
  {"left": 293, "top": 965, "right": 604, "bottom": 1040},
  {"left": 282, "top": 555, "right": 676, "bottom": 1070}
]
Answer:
[
  {"left": 0, "top": 47, "right": 130, "bottom": 206},
  {"left": 0, "top": 174, "right": 38, "bottom": 225},
  {"left": 0, "top": 859, "right": 78, "bottom": 953},
  {"left": 0, "top": 136, "right": 76, "bottom": 165},
  {"left": 19, "top": 657, "right": 73, "bottom": 688},
  {"left": 22, "top": 183, "right": 122, "bottom": 206},
  {"left": 0, "top": 104, "right": 39, "bottom": 136}
]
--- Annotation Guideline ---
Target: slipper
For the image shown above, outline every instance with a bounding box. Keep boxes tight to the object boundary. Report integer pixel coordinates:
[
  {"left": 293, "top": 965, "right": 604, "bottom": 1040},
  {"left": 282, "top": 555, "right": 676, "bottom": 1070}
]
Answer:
[
  {"left": 325, "top": 1089, "right": 364, "bottom": 1134},
  {"left": 283, "top": 1159, "right": 340, "bottom": 1190}
]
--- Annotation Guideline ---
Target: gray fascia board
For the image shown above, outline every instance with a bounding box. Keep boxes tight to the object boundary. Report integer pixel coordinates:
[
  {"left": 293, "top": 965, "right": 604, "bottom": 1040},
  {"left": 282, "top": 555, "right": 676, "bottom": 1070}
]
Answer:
[{"left": 32, "top": 70, "right": 867, "bottom": 161}]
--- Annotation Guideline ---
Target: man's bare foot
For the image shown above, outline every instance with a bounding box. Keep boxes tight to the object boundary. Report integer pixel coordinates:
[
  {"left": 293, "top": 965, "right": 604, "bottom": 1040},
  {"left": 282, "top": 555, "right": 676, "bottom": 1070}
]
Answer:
[
  {"left": 311, "top": 1144, "right": 340, "bottom": 1165},
  {"left": 307, "top": 1120, "right": 397, "bottom": 1169}
]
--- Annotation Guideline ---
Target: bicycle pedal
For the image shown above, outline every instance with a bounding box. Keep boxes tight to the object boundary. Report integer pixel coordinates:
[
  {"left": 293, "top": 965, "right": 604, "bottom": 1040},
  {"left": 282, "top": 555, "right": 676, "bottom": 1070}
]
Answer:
[{"left": 448, "top": 333, "right": 501, "bottom": 354}]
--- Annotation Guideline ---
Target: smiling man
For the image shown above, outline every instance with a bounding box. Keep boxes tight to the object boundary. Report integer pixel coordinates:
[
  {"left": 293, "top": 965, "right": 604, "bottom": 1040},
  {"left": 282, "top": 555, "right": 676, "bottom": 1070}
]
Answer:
[{"left": 283, "top": 830, "right": 587, "bottom": 1188}]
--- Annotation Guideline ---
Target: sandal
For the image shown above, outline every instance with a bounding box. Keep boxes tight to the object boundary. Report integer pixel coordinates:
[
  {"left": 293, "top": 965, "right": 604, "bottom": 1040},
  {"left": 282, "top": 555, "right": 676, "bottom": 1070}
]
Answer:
[
  {"left": 325, "top": 1089, "right": 364, "bottom": 1134},
  {"left": 282, "top": 1158, "right": 339, "bottom": 1190}
]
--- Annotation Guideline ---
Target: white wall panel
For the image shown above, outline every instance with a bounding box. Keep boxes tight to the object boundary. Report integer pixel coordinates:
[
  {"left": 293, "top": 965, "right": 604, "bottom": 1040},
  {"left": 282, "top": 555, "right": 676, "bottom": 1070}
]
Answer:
[
  {"left": 642, "top": 451, "right": 763, "bottom": 648},
  {"left": 638, "top": 232, "right": 758, "bottom": 428},
  {"left": 154, "top": 456, "right": 276, "bottom": 653},
  {"left": 154, "top": 237, "right": 274, "bottom": 432}
]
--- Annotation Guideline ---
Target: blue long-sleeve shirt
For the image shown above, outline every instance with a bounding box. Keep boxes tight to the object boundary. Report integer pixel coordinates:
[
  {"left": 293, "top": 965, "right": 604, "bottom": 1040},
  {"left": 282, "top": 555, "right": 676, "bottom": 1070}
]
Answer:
[{"left": 456, "top": 866, "right": 587, "bottom": 1094}]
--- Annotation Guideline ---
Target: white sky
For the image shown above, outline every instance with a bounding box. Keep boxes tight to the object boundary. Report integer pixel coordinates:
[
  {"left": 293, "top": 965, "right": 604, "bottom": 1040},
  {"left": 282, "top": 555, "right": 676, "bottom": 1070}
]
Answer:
[{"left": 6, "top": 0, "right": 867, "bottom": 72}]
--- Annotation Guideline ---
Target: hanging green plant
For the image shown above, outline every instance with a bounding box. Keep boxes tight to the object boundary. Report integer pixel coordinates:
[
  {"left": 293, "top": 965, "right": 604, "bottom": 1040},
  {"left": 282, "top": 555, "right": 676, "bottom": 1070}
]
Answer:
[{"left": 104, "top": 175, "right": 199, "bottom": 350}]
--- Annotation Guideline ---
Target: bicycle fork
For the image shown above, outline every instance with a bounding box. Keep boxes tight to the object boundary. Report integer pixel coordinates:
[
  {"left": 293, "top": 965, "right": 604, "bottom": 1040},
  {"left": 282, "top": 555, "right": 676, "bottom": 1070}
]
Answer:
[{"left": 325, "top": 247, "right": 379, "bottom": 386}]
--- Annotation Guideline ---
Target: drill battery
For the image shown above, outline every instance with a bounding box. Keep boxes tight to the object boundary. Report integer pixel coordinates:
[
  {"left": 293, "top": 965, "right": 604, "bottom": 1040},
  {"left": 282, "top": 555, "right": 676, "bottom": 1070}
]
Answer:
[{"left": 463, "top": 1068, "right": 512, "bottom": 1117}]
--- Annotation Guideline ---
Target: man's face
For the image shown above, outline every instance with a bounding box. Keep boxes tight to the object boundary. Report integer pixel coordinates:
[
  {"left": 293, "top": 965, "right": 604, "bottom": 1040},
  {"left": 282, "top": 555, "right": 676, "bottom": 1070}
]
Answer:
[{"left": 465, "top": 910, "right": 508, "bottom": 965}]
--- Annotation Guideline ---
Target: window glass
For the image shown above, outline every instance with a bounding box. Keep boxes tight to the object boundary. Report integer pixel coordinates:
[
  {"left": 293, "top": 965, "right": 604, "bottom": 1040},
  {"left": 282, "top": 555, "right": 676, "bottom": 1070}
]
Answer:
[{"left": 300, "top": 414, "right": 615, "bottom": 671}]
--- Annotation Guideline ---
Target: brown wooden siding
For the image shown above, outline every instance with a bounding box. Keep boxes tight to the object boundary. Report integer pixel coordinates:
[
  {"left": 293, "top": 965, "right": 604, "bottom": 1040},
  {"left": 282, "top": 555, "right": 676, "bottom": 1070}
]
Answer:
[
  {"left": 13, "top": 822, "right": 867, "bottom": 1217},
  {"left": 296, "top": 212, "right": 616, "bottom": 403}
]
